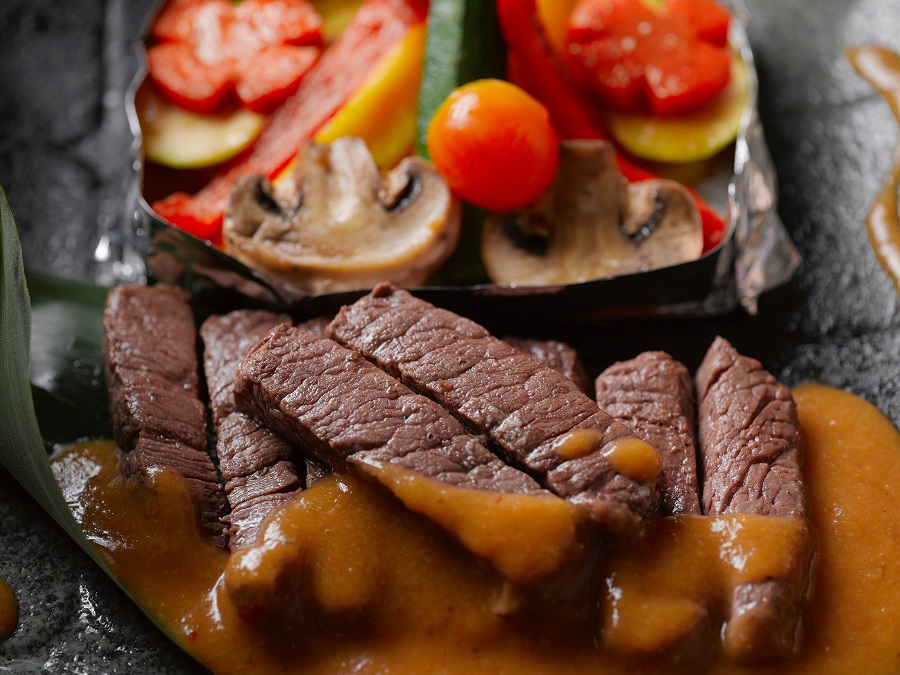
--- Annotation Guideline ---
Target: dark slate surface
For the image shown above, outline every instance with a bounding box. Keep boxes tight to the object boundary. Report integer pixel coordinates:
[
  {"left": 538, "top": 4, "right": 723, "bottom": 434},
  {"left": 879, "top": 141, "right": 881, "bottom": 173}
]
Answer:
[{"left": 1, "top": 0, "right": 900, "bottom": 671}]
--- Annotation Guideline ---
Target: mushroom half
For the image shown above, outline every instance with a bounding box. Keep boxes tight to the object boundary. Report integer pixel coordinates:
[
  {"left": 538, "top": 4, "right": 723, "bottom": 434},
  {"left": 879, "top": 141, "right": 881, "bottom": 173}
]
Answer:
[
  {"left": 482, "top": 140, "right": 704, "bottom": 286},
  {"left": 223, "top": 137, "right": 461, "bottom": 294}
]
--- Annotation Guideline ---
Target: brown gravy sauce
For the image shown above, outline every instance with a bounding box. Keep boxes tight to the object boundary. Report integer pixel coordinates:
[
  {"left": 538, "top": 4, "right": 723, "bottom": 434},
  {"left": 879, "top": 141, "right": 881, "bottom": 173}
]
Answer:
[
  {"left": 0, "top": 579, "right": 18, "bottom": 642},
  {"left": 848, "top": 46, "right": 900, "bottom": 298},
  {"left": 51, "top": 384, "right": 900, "bottom": 674}
]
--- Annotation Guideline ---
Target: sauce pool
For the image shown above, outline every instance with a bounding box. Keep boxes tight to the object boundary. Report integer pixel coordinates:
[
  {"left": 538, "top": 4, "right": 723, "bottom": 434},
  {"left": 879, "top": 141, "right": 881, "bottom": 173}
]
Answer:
[
  {"left": 848, "top": 46, "right": 900, "bottom": 299},
  {"left": 50, "top": 384, "right": 900, "bottom": 674}
]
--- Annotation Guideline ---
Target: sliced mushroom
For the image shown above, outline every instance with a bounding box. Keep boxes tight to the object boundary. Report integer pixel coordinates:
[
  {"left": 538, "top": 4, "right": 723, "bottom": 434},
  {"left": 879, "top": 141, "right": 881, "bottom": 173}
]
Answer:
[
  {"left": 482, "top": 140, "right": 703, "bottom": 286},
  {"left": 223, "top": 137, "right": 461, "bottom": 293}
]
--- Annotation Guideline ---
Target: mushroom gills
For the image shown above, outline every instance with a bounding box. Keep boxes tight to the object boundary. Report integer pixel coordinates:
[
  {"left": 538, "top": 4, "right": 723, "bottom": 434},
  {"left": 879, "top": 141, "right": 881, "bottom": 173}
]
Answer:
[
  {"left": 223, "top": 137, "right": 461, "bottom": 294},
  {"left": 482, "top": 140, "right": 704, "bottom": 286}
]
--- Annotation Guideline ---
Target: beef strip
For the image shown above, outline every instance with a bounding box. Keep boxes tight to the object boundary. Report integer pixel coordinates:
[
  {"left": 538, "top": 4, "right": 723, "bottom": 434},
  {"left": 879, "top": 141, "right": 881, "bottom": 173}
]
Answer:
[
  {"left": 104, "top": 284, "right": 226, "bottom": 547},
  {"left": 505, "top": 337, "right": 591, "bottom": 393},
  {"left": 296, "top": 315, "right": 333, "bottom": 338},
  {"left": 595, "top": 352, "right": 701, "bottom": 516},
  {"left": 695, "top": 336, "right": 813, "bottom": 664},
  {"left": 326, "top": 284, "right": 659, "bottom": 535},
  {"left": 305, "top": 458, "right": 332, "bottom": 488},
  {"left": 235, "top": 324, "right": 546, "bottom": 495},
  {"left": 696, "top": 337, "right": 807, "bottom": 518},
  {"left": 234, "top": 325, "right": 582, "bottom": 581},
  {"left": 295, "top": 312, "right": 338, "bottom": 486},
  {"left": 200, "top": 309, "right": 305, "bottom": 550}
]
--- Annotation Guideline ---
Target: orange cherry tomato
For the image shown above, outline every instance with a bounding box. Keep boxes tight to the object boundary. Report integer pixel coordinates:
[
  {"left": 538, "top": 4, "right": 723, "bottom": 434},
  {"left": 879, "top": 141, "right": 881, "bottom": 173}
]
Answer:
[{"left": 426, "top": 79, "right": 559, "bottom": 212}]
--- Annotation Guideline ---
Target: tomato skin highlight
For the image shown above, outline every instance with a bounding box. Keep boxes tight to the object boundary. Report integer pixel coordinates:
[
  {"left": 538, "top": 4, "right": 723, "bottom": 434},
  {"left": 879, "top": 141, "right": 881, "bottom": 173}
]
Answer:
[{"left": 427, "top": 79, "right": 559, "bottom": 212}]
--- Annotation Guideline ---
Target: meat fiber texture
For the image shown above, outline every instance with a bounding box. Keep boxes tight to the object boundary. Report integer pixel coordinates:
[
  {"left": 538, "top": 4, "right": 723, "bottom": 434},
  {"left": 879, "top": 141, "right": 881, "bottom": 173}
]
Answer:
[
  {"left": 103, "top": 284, "right": 226, "bottom": 548},
  {"left": 595, "top": 351, "right": 701, "bottom": 516},
  {"left": 505, "top": 337, "right": 591, "bottom": 393},
  {"left": 695, "top": 336, "right": 813, "bottom": 664},
  {"left": 201, "top": 309, "right": 304, "bottom": 550},
  {"left": 326, "top": 284, "right": 657, "bottom": 536},
  {"left": 696, "top": 337, "right": 807, "bottom": 519},
  {"left": 234, "top": 324, "right": 546, "bottom": 496}
]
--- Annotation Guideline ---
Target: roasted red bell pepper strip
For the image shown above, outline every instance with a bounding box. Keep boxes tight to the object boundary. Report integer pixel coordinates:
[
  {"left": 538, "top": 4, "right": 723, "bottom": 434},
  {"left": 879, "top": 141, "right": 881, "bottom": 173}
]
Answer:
[
  {"left": 152, "top": 0, "right": 428, "bottom": 240},
  {"left": 498, "top": 0, "right": 726, "bottom": 253},
  {"left": 498, "top": 0, "right": 609, "bottom": 141}
]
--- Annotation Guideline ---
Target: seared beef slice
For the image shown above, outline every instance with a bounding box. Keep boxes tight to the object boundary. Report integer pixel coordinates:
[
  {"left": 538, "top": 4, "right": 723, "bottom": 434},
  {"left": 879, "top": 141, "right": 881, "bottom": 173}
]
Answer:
[
  {"left": 104, "top": 284, "right": 226, "bottom": 547},
  {"left": 695, "top": 336, "right": 813, "bottom": 663},
  {"left": 595, "top": 352, "right": 701, "bottom": 516},
  {"left": 327, "top": 285, "right": 659, "bottom": 535},
  {"left": 505, "top": 337, "right": 590, "bottom": 393},
  {"left": 201, "top": 310, "right": 303, "bottom": 550},
  {"left": 234, "top": 325, "right": 580, "bottom": 582}
]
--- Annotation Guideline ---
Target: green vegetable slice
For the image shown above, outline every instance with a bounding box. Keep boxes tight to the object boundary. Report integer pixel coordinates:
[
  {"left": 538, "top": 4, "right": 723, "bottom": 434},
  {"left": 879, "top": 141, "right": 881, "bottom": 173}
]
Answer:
[
  {"left": 136, "top": 82, "right": 265, "bottom": 170},
  {"left": 415, "top": 0, "right": 506, "bottom": 157},
  {"left": 415, "top": 0, "right": 507, "bottom": 285}
]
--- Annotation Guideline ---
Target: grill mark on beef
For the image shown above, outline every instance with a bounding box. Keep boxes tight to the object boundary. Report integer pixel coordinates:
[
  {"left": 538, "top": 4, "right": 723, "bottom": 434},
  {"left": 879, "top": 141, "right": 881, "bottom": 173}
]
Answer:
[
  {"left": 326, "top": 284, "right": 658, "bottom": 534},
  {"left": 695, "top": 336, "right": 813, "bottom": 663},
  {"left": 595, "top": 351, "right": 701, "bottom": 516},
  {"left": 104, "top": 284, "right": 226, "bottom": 548},
  {"left": 201, "top": 310, "right": 306, "bottom": 550},
  {"left": 505, "top": 337, "right": 591, "bottom": 393}
]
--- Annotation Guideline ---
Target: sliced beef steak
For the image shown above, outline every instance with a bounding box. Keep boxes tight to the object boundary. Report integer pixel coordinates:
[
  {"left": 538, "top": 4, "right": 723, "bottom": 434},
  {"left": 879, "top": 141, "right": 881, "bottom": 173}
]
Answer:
[
  {"left": 695, "top": 336, "right": 813, "bottom": 664},
  {"left": 505, "top": 337, "right": 590, "bottom": 393},
  {"left": 235, "top": 325, "right": 547, "bottom": 495},
  {"left": 201, "top": 309, "right": 292, "bottom": 424},
  {"left": 201, "top": 310, "right": 304, "bottom": 550},
  {"left": 326, "top": 284, "right": 659, "bottom": 535},
  {"left": 296, "top": 315, "right": 333, "bottom": 338},
  {"left": 696, "top": 337, "right": 807, "bottom": 519},
  {"left": 595, "top": 352, "right": 701, "bottom": 516},
  {"left": 234, "top": 325, "right": 580, "bottom": 582},
  {"left": 104, "top": 284, "right": 226, "bottom": 547}
]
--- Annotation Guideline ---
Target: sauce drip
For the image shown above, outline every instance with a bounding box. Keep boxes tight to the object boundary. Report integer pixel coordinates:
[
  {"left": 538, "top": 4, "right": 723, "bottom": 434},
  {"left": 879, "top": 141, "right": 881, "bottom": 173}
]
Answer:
[
  {"left": 848, "top": 46, "right": 900, "bottom": 299},
  {"left": 50, "top": 385, "right": 900, "bottom": 674},
  {"left": 0, "top": 579, "right": 18, "bottom": 642},
  {"left": 602, "top": 437, "right": 661, "bottom": 482}
]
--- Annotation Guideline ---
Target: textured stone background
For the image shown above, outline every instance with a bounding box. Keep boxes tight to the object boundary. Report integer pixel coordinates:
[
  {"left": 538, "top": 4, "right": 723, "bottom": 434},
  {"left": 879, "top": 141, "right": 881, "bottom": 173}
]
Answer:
[{"left": 1, "top": 0, "right": 900, "bottom": 671}]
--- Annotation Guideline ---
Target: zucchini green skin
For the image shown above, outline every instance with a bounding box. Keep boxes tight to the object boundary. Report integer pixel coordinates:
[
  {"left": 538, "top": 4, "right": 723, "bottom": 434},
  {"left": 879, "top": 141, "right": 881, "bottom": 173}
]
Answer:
[{"left": 416, "top": 0, "right": 506, "bottom": 158}]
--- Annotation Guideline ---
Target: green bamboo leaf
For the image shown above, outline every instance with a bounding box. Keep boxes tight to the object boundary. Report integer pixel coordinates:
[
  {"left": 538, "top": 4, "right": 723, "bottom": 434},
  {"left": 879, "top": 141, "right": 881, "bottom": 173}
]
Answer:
[
  {"left": 0, "top": 185, "right": 186, "bottom": 653},
  {"left": 0, "top": 185, "right": 105, "bottom": 571}
]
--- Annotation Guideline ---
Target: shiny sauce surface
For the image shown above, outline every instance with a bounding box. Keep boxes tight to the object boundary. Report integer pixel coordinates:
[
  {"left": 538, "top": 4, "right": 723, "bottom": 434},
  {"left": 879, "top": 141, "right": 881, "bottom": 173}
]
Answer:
[
  {"left": 51, "top": 384, "right": 900, "bottom": 674},
  {"left": 848, "top": 46, "right": 900, "bottom": 298}
]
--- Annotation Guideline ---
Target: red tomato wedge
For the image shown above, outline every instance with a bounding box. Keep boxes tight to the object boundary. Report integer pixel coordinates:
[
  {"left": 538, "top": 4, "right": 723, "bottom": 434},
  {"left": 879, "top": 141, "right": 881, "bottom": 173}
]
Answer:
[
  {"left": 150, "top": 0, "right": 230, "bottom": 43},
  {"left": 151, "top": 0, "right": 428, "bottom": 241},
  {"left": 234, "top": 0, "right": 324, "bottom": 45},
  {"left": 146, "top": 42, "right": 232, "bottom": 114},
  {"left": 146, "top": 0, "right": 323, "bottom": 114},
  {"left": 566, "top": 0, "right": 732, "bottom": 117},
  {"left": 233, "top": 45, "right": 321, "bottom": 113}
]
